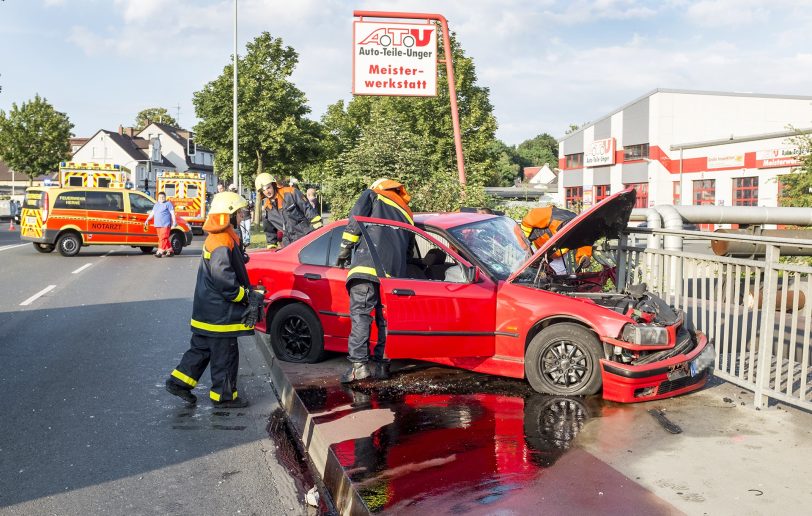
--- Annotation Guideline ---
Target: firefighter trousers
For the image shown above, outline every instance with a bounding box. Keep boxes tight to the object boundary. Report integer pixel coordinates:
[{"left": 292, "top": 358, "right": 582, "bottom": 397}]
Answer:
[
  {"left": 168, "top": 334, "right": 241, "bottom": 402},
  {"left": 347, "top": 280, "right": 387, "bottom": 363}
]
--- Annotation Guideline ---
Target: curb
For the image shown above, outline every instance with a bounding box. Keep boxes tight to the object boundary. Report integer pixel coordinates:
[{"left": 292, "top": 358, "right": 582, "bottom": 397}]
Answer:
[{"left": 255, "top": 333, "right": 369, "bottom": 516}]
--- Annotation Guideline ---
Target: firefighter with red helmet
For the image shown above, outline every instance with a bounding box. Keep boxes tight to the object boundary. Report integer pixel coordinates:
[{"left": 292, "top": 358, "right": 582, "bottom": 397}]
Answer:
[
  {"left": 336, "top": 178, "right": 414, "bottom": 383},
  {"left": 165, "top": 191, "right": 264, "bottom": 408}
]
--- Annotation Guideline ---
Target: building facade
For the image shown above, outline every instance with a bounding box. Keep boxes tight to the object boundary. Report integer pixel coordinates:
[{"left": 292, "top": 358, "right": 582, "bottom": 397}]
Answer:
[{"left": 556, "top": 89, "right": 812, "bottom": 211}]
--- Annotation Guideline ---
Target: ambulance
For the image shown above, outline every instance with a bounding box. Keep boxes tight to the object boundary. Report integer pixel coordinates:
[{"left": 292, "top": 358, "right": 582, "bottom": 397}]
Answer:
[
  {"left": 156, "top": 171, "right": 207, "bottom": 233},
  {"left": 19, "top": 186, "right": 193, "bottom": 257},
  {"left": 59, "top": 162, "right": 129, "bottom": 188}
]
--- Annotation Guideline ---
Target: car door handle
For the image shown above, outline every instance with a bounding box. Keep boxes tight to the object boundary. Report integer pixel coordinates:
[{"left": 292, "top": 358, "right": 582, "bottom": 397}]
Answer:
[
  {"left": 303, "top": 273, "right": 322, "bottom": 280},
  {"left": 392, "top": 289, "right": 415, "bottom": 296}
]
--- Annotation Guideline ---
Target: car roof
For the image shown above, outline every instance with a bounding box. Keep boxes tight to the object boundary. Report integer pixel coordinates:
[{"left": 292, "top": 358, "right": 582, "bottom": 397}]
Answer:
[{"left": 414, "top": 212, "right": 498, "bottom": 230}]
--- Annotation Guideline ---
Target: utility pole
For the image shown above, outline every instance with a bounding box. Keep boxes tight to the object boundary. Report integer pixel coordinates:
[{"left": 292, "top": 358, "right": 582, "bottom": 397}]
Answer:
[
  {"left": 232, "top": 0, "right": 239, "bottom": 191},
  {"left": 174, "top": 104, "right": 181, "bottom": 127}
]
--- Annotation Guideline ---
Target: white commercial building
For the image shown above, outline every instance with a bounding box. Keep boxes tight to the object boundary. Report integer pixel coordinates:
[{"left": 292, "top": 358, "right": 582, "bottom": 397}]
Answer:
[{"left": 556, "top": 89, "right": 812, "bottom": 213}]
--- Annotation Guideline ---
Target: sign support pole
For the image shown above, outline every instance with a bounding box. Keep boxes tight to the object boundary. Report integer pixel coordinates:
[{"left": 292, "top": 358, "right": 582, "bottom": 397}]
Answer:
[{"left": 353, "top": 11, "right": 466, "bottom": 186}]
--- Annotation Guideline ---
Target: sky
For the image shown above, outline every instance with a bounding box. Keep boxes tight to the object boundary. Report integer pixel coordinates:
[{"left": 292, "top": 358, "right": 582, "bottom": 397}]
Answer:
[{"left": 1, "top": 0, "right": 811, "bottom": 146}]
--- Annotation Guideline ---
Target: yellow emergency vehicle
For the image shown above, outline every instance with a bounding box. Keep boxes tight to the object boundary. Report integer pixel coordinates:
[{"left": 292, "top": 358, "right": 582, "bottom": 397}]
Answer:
[
  {"left": 19, "top": 186, "right": 193, "bottom": 257},
  {"left": 59, "top": 162, "right": 129, "bottom": 188},
  {"left": 156, "top": 171, "right": 207, "bottom": 233}
]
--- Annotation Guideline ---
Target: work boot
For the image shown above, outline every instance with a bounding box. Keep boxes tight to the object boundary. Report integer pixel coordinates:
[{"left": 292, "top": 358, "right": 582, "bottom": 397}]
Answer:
[
  {"left": 370, "top": 360, "right": 391, "bottom": 380},
  {"left": 340, "top": 362, "right": 371, "bottom": 383},
  {"left": 212, "top": 397, "right": 249, "bottom": 409},
  {"left": 165, "top": 379, "right": 196, "bottom": 404}
]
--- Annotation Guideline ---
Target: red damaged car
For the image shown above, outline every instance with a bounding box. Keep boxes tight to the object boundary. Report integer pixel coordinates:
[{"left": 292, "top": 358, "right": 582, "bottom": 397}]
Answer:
[{"left": 246, "top": 187, "right": 714, "bottom": 403}]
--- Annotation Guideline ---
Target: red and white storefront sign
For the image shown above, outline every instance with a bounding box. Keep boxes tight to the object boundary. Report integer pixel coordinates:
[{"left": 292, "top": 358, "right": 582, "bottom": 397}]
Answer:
[
  {"left": 755, "top": 149, "right": 801, "bottom": 169},
  {"left": 353, "top": 21, "right": 437, "bottom": 96},
  {"left": 707, "top": 154, "right": 744, "bottom": 169},
  {"left": 584, "top": 138, "right": 616, "bottom": 167}
]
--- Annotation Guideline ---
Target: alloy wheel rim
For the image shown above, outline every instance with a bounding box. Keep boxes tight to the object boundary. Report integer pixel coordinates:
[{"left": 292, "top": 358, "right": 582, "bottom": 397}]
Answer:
[
  {"left": 280, "top": 315, "right": 312, "bottom": 359},
  {"left": 540, "top": 340, "right": 589, "bottom": 389}
]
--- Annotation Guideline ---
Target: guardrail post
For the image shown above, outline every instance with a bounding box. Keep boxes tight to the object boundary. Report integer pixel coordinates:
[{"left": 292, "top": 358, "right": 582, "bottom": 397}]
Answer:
[
  {"left": 617, "top": 234, "right": 628, "bottom": 292},
  {"left": 754, "top": 244, "right": 780, "bottom": 408}
]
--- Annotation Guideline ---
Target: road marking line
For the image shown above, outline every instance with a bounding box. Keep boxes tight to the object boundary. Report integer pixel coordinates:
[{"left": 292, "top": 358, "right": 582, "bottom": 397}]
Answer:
[
  {"left": 0, "top": 243, "right": 28, "bottom": 252},
  {"left": 20, "top": 285, "right": 57, "bottom": 306},
  {"left": 72, "top": 263, "right": 93, "bottom": 274}
]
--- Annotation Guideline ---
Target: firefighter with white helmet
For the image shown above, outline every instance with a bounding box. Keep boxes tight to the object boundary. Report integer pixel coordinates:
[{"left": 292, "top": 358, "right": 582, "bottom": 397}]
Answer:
[
  {"left": 165, "top": 191, "right": 264, "bottom": 408},
  {"left": 336, "top": 178, "right": 414, "bottom": 383},
  {"left": 256, "top": 172, "right": 321, "bottom": 249}
]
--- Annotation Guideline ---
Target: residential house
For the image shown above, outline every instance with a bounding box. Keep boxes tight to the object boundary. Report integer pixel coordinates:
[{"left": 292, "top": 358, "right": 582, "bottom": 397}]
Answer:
[{"left": 137, "top": 122, "right": 218, "bottom": 193}]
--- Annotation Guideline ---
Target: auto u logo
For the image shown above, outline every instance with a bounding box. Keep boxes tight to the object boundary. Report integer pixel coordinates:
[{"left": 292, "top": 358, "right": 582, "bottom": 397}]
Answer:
[{"left": 359, "top": 28, "right": 433, "bottom": 48}]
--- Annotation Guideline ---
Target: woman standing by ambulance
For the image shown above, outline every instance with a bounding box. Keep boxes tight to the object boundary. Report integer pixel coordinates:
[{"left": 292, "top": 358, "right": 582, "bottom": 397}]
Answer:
[{"left": 144, "top": 191, "right": 177, "bottom": 257}]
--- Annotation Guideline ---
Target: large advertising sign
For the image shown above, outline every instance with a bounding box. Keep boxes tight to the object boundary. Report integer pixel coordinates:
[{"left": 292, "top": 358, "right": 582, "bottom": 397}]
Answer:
[
  {"left": 353, "top": 21, "right": 437, "bottom": 96},
  {"left": 585, "top": 138, "right": 616, "bottom": 167},
  {"left": 707, "top": 154, "right": 744, "bottom": 169},
  {"left": 755, "top": 149, "right": 801, "bottom": 169}
]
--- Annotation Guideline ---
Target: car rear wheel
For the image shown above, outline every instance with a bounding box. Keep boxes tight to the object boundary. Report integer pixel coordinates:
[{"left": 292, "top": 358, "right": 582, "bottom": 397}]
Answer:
[
  {"left": 56, "top": 232, "right": 82, "bottom": 257},
  {"left": 139, "top": 246, "right": 154, "bottom": 254},
  {"left": 170, "top": 232, "right": 184, "bottom": 255},
  {"left": 269, "top": 303, "right": 325, "bottom": 363},
  {"left": 33, "top": 243, "right": 55, "bottom": 253},
  {"left": 525, "top": 323, "right": 603, "bottom": 396}
]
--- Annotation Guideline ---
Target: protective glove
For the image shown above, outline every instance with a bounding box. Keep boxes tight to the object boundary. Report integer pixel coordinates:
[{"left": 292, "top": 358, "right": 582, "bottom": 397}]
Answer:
[
  {"left": 241, "top": 288, "right": 266, "bottom": 327},
  {"left": 336, "top": 246, "right": 352, "bottom": 269},
  {"left": 242, "top": 252, "right": 250, "bottom": 264}
]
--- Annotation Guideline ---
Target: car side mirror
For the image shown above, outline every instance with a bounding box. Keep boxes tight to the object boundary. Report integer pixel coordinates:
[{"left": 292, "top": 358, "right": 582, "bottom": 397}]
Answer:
[{"left": 465, "top": 265, "right": 481, "bottom": 283}]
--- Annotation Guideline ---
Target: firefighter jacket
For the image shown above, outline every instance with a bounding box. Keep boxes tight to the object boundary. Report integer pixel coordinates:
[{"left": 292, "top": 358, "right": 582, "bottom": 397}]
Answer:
[
  {"left": 341, "top": 188, "right": 414, "bottom": 284},
  {"left": 190, "top": 213, "right": 254, "bottom": 337},
  {"left": 520, "top": 206, "right": 592, "bottom": 262},
  {"left": 281, "top": 186, "right": 322, "bottom": 246}
]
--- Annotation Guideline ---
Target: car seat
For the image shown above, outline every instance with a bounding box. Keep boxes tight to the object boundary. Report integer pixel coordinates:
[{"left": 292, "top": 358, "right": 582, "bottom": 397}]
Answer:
[{"left": 423, "top": 248, "right": 453, "bottom": 281}]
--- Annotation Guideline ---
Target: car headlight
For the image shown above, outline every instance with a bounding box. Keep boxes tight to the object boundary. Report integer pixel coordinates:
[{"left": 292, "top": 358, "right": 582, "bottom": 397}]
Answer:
[{"left": 621, "top": 324, "right": 669, "bottom": 345}]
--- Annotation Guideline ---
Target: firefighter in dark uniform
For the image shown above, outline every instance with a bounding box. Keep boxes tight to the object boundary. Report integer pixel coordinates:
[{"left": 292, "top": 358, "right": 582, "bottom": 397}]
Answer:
[
  {"left": 520, "top": 206, "right": 592, "bottom": 271},
  {"left": 255, "top": 173, "right": 322, "bottom": 249},
  {"left": 165, "top": 191, "right": 264, "bottom": 408},
  {"left": 336, "top": 178, "right": 413, "bottom": 383}
]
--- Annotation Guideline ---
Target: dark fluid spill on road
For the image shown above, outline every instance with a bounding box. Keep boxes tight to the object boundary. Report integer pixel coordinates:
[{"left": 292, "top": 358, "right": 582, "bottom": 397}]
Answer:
[
  {"left": 294, "top": 364, "right": 610, "bottom": 513},
  {"left": 267, "top": 408, "right": 331, "bottom": 514}
]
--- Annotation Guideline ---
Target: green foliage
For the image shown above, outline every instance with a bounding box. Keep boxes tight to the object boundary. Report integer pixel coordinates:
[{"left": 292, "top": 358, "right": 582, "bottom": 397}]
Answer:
[
  {"left": 778, "top": 128, "right": 812, "bottom": 207},
  {"left": 134, "top": 107, "right": 178, "bottom": 130},
  {"left": 486, "top": 140, "right": 521, "bottom": 186},
  {"left": 320, "top": 27, "right": 498, "bottom": 214},
  {"left": 192, "top": 32, "right": 322, "bottom": 186},
  {"left": 516, "top": 132, "right": 558, "bottom": 170},
  {"left": 0, "top": 94, "right": 73, "bottom": 183}
]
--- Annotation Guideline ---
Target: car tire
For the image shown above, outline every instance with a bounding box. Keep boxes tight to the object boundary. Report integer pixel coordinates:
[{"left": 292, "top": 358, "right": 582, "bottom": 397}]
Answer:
[
  {"left": 139, "top": 246, "right": 154, "bottom": 254},
  {"left": 33, "top": 243, "right": 55, "bottom": 253},
  {"left": 525, "top": 323, "right": 603, "bottom": 396},
  {"left": 169, "top": 232, "right": 184, "bottom": 255},
  {"left": 523, "top": 395, "right": 598, "bottom": 467},
  {"left": 269, "top": 303, "right": 325, "bottom": 363},
  {"left": 56, "top": 232, "right": 82, "bottom": 257}
]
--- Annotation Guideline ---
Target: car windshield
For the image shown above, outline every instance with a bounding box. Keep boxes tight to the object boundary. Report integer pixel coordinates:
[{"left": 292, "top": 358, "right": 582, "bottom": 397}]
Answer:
[{"left": 448, "top": 216, "right": 533, "bottom": 280}]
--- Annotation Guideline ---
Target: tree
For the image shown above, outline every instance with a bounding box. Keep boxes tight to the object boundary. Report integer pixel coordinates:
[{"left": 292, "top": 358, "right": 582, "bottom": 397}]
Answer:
[
  {"left": 778, "top": 129, "right": 812, "bottom": 207},
  {"left": 487, "top": 140, "right": 521, "bottom": 186},
  {"left": 516, "top": 133, "right": 558, "bottom": 169},
  {"left": 319, "top": 28, "right": 497, "bottom": 214},
  {"left": 134, "top": 107, "right": 178, "bottom": 130},
  {"left": 192, "top": 32, "right": 322, "bottom": 186},
  {"left": 0, "top": 94, "right": 73, "bottom": 184}
]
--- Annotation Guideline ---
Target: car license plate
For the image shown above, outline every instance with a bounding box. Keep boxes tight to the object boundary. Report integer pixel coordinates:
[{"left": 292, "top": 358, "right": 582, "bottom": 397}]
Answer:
[
  {"left": 26, "top": 216, "right": 37, "bottom": 225},
  {"left": 690, "top": 344, "right": 716, "bottom": 376}
]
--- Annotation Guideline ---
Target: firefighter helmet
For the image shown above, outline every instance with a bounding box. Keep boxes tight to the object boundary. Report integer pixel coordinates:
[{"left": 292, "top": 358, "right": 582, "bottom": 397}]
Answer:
[
  {"left": 255, "top": 173, "right": 277, "bottom": 191},
  {"left": 210, "top": 191, "right": 248, "bottom": 215},
  {"left": 370, "top": 178, "right": 403, "bottom": 191}
]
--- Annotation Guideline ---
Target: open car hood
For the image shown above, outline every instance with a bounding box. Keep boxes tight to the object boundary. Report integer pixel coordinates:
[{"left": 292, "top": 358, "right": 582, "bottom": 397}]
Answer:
[{"left": 507, "top": 187, "right": 637, "bottom": 283}]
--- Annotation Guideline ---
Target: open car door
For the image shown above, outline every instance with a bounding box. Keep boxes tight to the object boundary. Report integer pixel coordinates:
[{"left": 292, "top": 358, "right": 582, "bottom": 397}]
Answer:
[{"left": 354, "top": 216, "right": 497, "bottom": 359}]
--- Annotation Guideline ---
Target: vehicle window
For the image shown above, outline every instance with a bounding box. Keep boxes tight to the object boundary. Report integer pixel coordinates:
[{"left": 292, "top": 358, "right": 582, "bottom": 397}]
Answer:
[
  {"left": 299, "top": 230, "right": 332, "bottom": 266},
  {"left": 368, "top": 223, "right": 467, "bottom": 282},
  {"left": 326, "top": 226, "right": 347, "bottom": 267},
  {"left": 23, "top": 191, "right": 46, "bottom": 209},
  {"left": 68, "top": 176, "right": 83, "bottom": 187},
  {"left": 97, "top": 177, "right": 111, "bottom": 187},
  {"left": 86, "top": 191, "right": 124, "bottom": 212},
  {"left": 447, "top": 216, "right": 533, "bottom": 281},
  {"left": 54, "top": 192, "right": 87, "bottom": 209},
  {"left": 128, "top": 193, "right": 154, "bottom": 214},
  {"left": 163, "top": 183, "right": 176, "bottom": 197},
  {"left": 186, "top": 184, "right": 198, "bottom": 199}
]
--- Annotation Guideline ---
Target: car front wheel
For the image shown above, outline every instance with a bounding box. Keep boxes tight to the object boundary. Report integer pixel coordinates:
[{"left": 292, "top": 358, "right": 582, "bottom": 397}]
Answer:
[
  {"left": 525, "top": 323, "right": 603, "bottom": 396},
  {"left": 269, "top": 303, "right": 325, "bottom": 363}
]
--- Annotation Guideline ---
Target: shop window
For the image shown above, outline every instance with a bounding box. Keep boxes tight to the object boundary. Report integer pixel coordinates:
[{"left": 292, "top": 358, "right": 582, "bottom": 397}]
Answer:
[
  {"left": 565, "top": 186, "right": 583, "bottom": 210},
  {"left": 565, "top": 153, "right": 583, "bottom": 169},
  {"left": 625, "top": 182, "right": 648, "bottom": 208},
  {"left": 673, "top": 181, "right": 681, "bottom": 205},
  {"left": 623, "top": 143, "right": 649, "bottom": 161},
  {"left": 693, "top": 179, "right": 715, "bottom": 206},
  {"left": 733, "top": 177, "right": 758, "bottom": 206},
  {"left": 594, "top": 184, "right": 610, "bottom": 203}
]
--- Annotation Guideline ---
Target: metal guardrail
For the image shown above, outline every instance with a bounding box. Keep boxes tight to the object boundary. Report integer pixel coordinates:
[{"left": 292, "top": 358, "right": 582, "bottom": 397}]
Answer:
[{"left": 619, "top": 228, "right": 812, "bottom": 410}]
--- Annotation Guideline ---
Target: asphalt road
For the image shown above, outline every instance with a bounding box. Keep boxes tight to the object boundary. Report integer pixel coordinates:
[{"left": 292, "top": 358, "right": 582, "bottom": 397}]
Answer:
[{"left": 0, "top": 227, "right": 307, "bottom": 515}]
